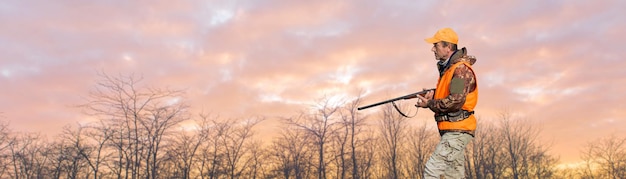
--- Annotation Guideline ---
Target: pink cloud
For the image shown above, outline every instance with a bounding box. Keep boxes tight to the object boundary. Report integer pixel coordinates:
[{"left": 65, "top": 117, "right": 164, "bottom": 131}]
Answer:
[{"left": 1, "top": 0, "right": 625, "bottom": 164}]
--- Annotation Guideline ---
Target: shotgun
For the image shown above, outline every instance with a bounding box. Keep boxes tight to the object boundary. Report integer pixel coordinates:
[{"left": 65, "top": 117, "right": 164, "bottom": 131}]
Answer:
[{"left": 358, "top": 88, "right": 435, "bottom": 117}]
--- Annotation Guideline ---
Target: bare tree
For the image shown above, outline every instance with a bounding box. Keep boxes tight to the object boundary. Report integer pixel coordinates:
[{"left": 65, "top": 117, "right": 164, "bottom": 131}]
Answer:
[
  {"left": 242, "top": 140, "right": 268, "bottom": 179},
  {"left": 81, "top": 120, "right": 114, "bottom": 179},
  {"left": 376, "top": 103, "right": 409, "bottom": 179},
  {"left": 8, "top": 132, "right": 50, "bottom": 179},
  {"left": 499, "top": 113, "right": 548, "bottom": 179},
  {"left": 355, "top": 132, "right": 376, "bottom": 179},
  {"left": 405, "top": 122, "right": 437, "bottom": 179},
  {"left": 2, "top": 82, "right": 609, "bottom": 178},
  {"left": 196, "top": 114, "right": 231, "bottom": 179},
  {"left": 141, "top": 101, "right": 190, "bottom": 179},
  {"left": 330, "top": 118, "right": 349, "bottom": 179},
  {"left": 581, "top": 135, "right": 626, "bottom": 179},
  {"left": 79, "top": 72, "right": 188, "bottom": 179},
  {"left": 0, "top": 119, "right": 14, "bottom": 178},
  {"left": 163, "top": 130, "right": 204, "bottom": 179},
  {"left": 341, "top": 94, "right": 371, "bottom": 179},
  {"left": 329, "top": 96, "right": 365, "bottom": 179},
  {"left": 286, "top": 97, "right": 342, "bottom": 179},
  {"left": 163, "top": 115, "right": 266, "bottom": 179},
  {"left": 51, "top": 125, "right": 91, "bottom": 179},
  {"left": 466, "top": 121, "right": 507, "bottom": 179},
  {"left": 470, "top": 111, "right": 557, "bottom": 179},
  {"left": 501, "top": 114, "right": 531, "bottom": 179},
  {"left": 268, "top": 126, "right": 314, "bottom": 179},
  {"left": 581, "top": 143, "right": 597, "bottom": 179},
  {"left": 222, "top": 117, "right": 264, "bottom": 179}
]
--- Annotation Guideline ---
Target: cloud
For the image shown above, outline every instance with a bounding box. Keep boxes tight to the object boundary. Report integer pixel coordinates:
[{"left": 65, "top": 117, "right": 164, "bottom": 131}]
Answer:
[{"left": 1, "top": 0, "right": 625, "bottom": 163}]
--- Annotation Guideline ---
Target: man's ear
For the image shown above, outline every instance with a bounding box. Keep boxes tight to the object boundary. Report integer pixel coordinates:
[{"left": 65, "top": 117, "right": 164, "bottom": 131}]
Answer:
[{"left": 447, "top": 45, "right": 455, "bottom": 52}]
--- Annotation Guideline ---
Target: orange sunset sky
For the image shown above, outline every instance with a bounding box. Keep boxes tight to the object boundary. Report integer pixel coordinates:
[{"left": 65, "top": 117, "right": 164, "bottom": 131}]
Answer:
[{"left": 1, "top": 0, "right": 625, "bottom": 164}]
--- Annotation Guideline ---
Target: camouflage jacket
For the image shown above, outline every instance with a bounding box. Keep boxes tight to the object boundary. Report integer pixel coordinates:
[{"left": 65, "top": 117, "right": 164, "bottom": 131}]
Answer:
[{"left": 427, "top": 47, "right": 477, "bottom": 114}]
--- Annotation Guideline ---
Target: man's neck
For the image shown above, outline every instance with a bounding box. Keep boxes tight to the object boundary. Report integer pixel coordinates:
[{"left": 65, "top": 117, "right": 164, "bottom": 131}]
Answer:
[{"left": 441, "top": 50, "right": 458, "bottom": 66}]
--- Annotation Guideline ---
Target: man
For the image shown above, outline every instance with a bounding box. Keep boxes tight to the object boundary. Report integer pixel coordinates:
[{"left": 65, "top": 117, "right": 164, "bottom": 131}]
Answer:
[{"left": 415, "top": 28, "right": 478, "bottom": 179}]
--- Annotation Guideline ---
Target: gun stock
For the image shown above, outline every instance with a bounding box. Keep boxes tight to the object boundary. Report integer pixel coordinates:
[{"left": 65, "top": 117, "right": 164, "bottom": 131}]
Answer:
[{"left": 357, "top": 88, "right": 435, "bottom": 110}]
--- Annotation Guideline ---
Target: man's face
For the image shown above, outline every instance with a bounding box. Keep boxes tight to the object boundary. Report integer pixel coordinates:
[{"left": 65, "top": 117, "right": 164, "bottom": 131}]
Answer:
[{"left": 431, "top": 42, "right": 452, "bottom": 61}]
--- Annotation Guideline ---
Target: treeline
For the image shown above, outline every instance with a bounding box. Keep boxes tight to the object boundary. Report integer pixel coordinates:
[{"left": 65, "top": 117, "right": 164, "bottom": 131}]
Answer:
[{"left": 0, "top": 73, "right": 624, "bottom": 179}]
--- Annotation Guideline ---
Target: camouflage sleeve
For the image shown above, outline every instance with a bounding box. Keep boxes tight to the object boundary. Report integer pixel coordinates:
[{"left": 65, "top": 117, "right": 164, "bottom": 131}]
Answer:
[{"left": 427, "top": 63, "right": 477, "bottom": 114}]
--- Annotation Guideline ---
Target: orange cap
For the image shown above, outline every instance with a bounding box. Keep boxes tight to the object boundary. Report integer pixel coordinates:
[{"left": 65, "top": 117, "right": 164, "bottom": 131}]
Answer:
[{"left": 425, "top": 28, "right": 458, "bottom": 44}]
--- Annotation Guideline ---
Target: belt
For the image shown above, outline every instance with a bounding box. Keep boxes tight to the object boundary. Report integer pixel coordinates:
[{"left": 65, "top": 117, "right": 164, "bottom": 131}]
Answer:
[
  {"left": 435, "top": 110, "right": 474, "bottom": 122},
  {"left": 439, "top": 130, "right": 475, "bottom": 137}
]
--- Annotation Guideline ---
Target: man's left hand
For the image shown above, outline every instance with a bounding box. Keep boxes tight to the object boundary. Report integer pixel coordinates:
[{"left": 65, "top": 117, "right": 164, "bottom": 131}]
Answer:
[{"left": 415, "top": 90, "right": 433, "bottom": 108}]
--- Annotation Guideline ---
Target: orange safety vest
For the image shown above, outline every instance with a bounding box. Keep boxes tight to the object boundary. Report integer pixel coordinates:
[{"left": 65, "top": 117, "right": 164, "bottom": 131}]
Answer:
[{"left": 434, "top": 61, "right": 478, "bottom": 133}]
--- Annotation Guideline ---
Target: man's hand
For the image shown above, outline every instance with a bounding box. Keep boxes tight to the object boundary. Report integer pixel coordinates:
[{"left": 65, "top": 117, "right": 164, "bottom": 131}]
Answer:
[{"left": 415, "top": 89, "right": 434, "bottom": 108}]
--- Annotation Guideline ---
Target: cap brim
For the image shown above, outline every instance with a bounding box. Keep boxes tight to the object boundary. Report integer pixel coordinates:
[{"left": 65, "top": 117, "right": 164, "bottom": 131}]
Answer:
[{"left": 424, "top": 37, "right": 440, "bottom": 44}]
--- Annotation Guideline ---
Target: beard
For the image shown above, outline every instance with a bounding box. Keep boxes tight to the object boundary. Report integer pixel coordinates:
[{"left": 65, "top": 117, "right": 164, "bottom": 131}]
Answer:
[{"left": 435, "top": 53, "right": 446, "bottom": 61}]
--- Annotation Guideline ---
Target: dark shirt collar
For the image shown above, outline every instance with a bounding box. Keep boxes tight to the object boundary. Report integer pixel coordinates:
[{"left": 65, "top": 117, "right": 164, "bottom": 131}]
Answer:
[{"left": 437, "top": 50, "right": 459, "bottom": 75}]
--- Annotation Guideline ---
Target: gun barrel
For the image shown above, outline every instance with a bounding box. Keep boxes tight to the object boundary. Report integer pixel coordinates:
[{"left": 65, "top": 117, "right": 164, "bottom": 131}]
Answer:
[
  {"left": 357, "top": 99, "right": 397, "bottom": 110},
  {"left": 357, "top": 88, "right": 434, "bottom": 111}
]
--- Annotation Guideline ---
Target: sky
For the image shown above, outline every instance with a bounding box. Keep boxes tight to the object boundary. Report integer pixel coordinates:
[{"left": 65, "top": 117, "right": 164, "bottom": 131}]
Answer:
[{"left": 1, "top": 0, "right": 625, "bottom": 164}]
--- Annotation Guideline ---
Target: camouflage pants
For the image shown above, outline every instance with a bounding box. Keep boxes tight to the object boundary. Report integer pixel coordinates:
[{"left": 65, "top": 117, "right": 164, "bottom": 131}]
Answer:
[{"left": 424, "top": 132, "right": 473, "bottom": 179}]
